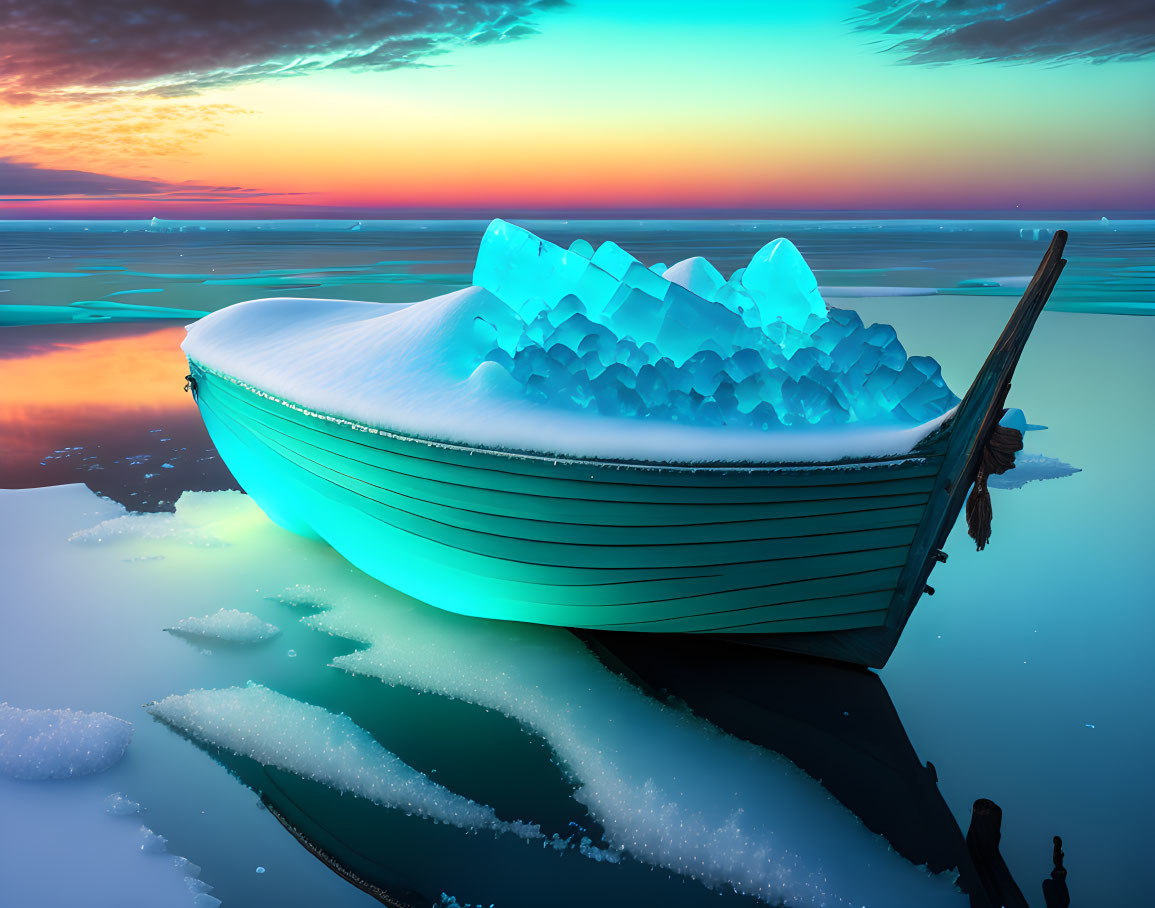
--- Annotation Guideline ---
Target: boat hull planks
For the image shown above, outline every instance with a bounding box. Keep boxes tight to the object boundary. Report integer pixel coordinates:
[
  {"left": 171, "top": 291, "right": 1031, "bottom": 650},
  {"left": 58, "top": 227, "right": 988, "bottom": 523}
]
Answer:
[{"left": 191, "top": 364, "right": 936, "bottom": 659}]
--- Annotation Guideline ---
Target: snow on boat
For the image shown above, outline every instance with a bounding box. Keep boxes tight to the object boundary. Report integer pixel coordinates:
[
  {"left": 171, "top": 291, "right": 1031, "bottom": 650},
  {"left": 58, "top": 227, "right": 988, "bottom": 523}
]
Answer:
[{"left": 182, "top": 223, "right": 1067, "bottom": 667}]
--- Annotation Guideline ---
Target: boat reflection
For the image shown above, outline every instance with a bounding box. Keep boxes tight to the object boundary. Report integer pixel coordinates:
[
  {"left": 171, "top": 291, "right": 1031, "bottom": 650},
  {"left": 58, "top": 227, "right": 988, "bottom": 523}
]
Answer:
[
  {"left": 582, "top": 633, "right": 994, "bottom": 906},
  {"left": 156, "top": 608, "right": 998, "bottom": 908}
]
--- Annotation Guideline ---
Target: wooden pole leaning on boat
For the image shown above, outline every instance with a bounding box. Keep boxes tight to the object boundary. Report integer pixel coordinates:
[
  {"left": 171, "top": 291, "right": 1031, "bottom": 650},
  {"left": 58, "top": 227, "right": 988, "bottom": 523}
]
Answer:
[{"left": 959, "top": 230, "right": 1068, "bottom": 551}]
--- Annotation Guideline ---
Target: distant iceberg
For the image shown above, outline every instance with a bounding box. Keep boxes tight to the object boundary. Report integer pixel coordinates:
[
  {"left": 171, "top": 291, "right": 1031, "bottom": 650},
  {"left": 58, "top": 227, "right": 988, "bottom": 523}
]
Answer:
[{"left": 142, "top": 216, "right": 207, "bottom": 234}]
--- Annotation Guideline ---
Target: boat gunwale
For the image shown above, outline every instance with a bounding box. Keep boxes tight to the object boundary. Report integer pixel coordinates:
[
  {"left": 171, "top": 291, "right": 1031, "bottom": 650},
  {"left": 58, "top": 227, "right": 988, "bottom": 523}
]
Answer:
[
  {"left": 199, "top": 375, "right": 942, "bottom": 516},
  {"left": 187, "top": 360, "right": 953, "bottom": 476}
]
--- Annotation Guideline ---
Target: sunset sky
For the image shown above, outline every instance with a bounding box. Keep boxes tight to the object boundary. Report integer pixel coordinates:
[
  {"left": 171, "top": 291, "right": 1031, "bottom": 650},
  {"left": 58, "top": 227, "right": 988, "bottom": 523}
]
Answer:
[{"left": 1, "top": 0, "right": 1152, "bottom": 216}]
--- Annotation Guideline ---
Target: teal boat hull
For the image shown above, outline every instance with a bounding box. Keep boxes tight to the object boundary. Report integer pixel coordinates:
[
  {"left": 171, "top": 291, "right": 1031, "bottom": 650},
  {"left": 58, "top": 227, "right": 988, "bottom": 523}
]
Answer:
[
  {"left": 189, "top": 361, "right": 946, "bottom": 666},
  {"left": 186, "top": 232, "right": 1068, "bottom": 667}
]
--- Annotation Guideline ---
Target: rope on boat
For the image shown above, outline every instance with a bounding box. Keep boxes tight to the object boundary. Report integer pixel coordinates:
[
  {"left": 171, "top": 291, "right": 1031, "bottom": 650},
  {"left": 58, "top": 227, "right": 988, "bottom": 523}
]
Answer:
[{"left": 966, "top": 424, "right": 1023, "bottom": 551}]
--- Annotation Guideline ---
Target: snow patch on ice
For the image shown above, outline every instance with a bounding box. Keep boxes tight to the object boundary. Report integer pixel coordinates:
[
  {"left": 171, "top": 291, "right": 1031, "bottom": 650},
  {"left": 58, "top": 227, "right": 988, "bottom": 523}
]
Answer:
[
  {"left": 271, "top": 583, "right": 330, "bottom": 612},
  {"left": 167, "top": 609, "right": 280, "bottom": 643},
  {"left": 105, "top": 792, "right": 142, "bottom": 815},
  {"left": 148, "top": 684, "right": 541, "bottom": 841},
  {"left": 70, "top": 511, "right": 224, "bottom": 547},
  {"left": 0, "top": 703, "right": 132, "bottom": 780},
  {"left": 69, "top": 491, "right": 262, "bottom": 547}
]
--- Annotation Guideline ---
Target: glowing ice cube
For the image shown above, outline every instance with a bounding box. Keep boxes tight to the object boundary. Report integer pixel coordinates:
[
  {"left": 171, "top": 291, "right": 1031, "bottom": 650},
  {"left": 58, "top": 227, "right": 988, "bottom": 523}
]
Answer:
[
  {"left": 663, "top": 257, "right": 725, "bottom": 301},
  {"left": 741, "top": 238, "right": 828, "bottom": 330}
]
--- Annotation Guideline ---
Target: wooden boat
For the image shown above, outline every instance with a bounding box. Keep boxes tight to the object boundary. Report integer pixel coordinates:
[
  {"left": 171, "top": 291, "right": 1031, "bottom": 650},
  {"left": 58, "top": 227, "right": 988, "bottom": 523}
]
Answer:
[{"left": 184, "top": 231, "right": 1067, "bottom": 668}]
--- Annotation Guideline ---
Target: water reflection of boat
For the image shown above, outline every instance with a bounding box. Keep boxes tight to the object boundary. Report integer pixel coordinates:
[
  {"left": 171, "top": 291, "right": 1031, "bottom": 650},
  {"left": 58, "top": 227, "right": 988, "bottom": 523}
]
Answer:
[
  {"left": 183, "top": 233, "right": 1066, "bottom": 668},
  {"left": 580, "top": 632, "right": 1002, "bottom": 907},
  {"left": 156, "top": 624, "right": 1004, "bottom": 907}
]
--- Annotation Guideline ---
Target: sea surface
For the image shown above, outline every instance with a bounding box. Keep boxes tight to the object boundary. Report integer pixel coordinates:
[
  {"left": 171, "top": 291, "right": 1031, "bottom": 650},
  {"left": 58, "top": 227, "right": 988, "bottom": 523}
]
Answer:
[{"left": 1, "top": 219, "right": 1152, "bottom": 908}]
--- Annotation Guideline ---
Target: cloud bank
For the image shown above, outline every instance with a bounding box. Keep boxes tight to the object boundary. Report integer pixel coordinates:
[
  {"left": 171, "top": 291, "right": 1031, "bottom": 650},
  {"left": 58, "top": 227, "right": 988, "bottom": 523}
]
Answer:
[
  {"left": 0, "top": 158, "right": 279, "bottom": 201},
  {"left": 854, "top": 0, "right": 1154, "bottom": 65},
  {"left": 0, "top": 0, "right": 565, "bottom": 101}
]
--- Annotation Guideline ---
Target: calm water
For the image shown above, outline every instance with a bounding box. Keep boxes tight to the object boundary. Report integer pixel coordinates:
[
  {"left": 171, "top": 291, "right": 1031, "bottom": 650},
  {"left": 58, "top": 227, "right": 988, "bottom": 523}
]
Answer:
[{"left": 1, "top": 219, "right": 1152, "bottom": 908}]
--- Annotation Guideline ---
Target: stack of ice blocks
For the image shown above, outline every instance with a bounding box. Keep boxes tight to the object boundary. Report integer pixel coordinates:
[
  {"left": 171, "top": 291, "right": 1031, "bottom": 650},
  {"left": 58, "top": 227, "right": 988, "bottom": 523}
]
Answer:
[{"left": 469, "top": 220, "right": 958, "bottom": 429}]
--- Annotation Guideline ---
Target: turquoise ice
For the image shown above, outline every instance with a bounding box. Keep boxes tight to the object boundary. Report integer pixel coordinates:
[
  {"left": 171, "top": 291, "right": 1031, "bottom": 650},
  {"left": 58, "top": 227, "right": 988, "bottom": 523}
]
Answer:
[{"left": 471, "top": 219, "right": 958, "bottom": 429}]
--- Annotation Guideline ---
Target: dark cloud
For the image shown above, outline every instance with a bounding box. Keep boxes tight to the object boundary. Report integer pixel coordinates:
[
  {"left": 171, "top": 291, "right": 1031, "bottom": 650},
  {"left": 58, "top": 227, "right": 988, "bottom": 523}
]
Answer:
[
  {"left": 0, "top": 159, "right": 168, "bottom": 196},
  {"left": 0, "top": 158, "right": 281, "bottom": 199},
  {"left": 0, "top": 0, "right": 565, "bottom": 101},
  {"left": 854, "top": 0, "right": 1154, "bottom": 64}
]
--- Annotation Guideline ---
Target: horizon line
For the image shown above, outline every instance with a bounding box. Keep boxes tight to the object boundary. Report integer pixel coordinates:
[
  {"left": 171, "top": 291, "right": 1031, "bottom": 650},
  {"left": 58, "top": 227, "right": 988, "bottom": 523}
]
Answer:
[{"left": 1, "top": 207, "right": 1152, "bottom": 221}]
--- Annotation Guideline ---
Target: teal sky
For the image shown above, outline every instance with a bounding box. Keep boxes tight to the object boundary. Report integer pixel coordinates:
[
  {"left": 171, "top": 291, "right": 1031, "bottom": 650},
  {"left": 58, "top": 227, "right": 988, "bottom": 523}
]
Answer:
[{"left": 2, "top": 0, "right": 1152, "bottom": 214}]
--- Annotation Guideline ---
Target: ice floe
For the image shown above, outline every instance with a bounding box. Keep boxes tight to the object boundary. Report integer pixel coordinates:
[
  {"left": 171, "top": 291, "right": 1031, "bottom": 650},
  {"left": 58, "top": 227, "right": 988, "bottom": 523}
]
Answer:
[
  {"left": 0, "top": 703, "right": 132, "bottom": 780},
  {"left": 988, "top": 454, "right": 1081, "bottom": 490},
  {"left": 167, "top": 609, "right": 281, "bottom": 643}
]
